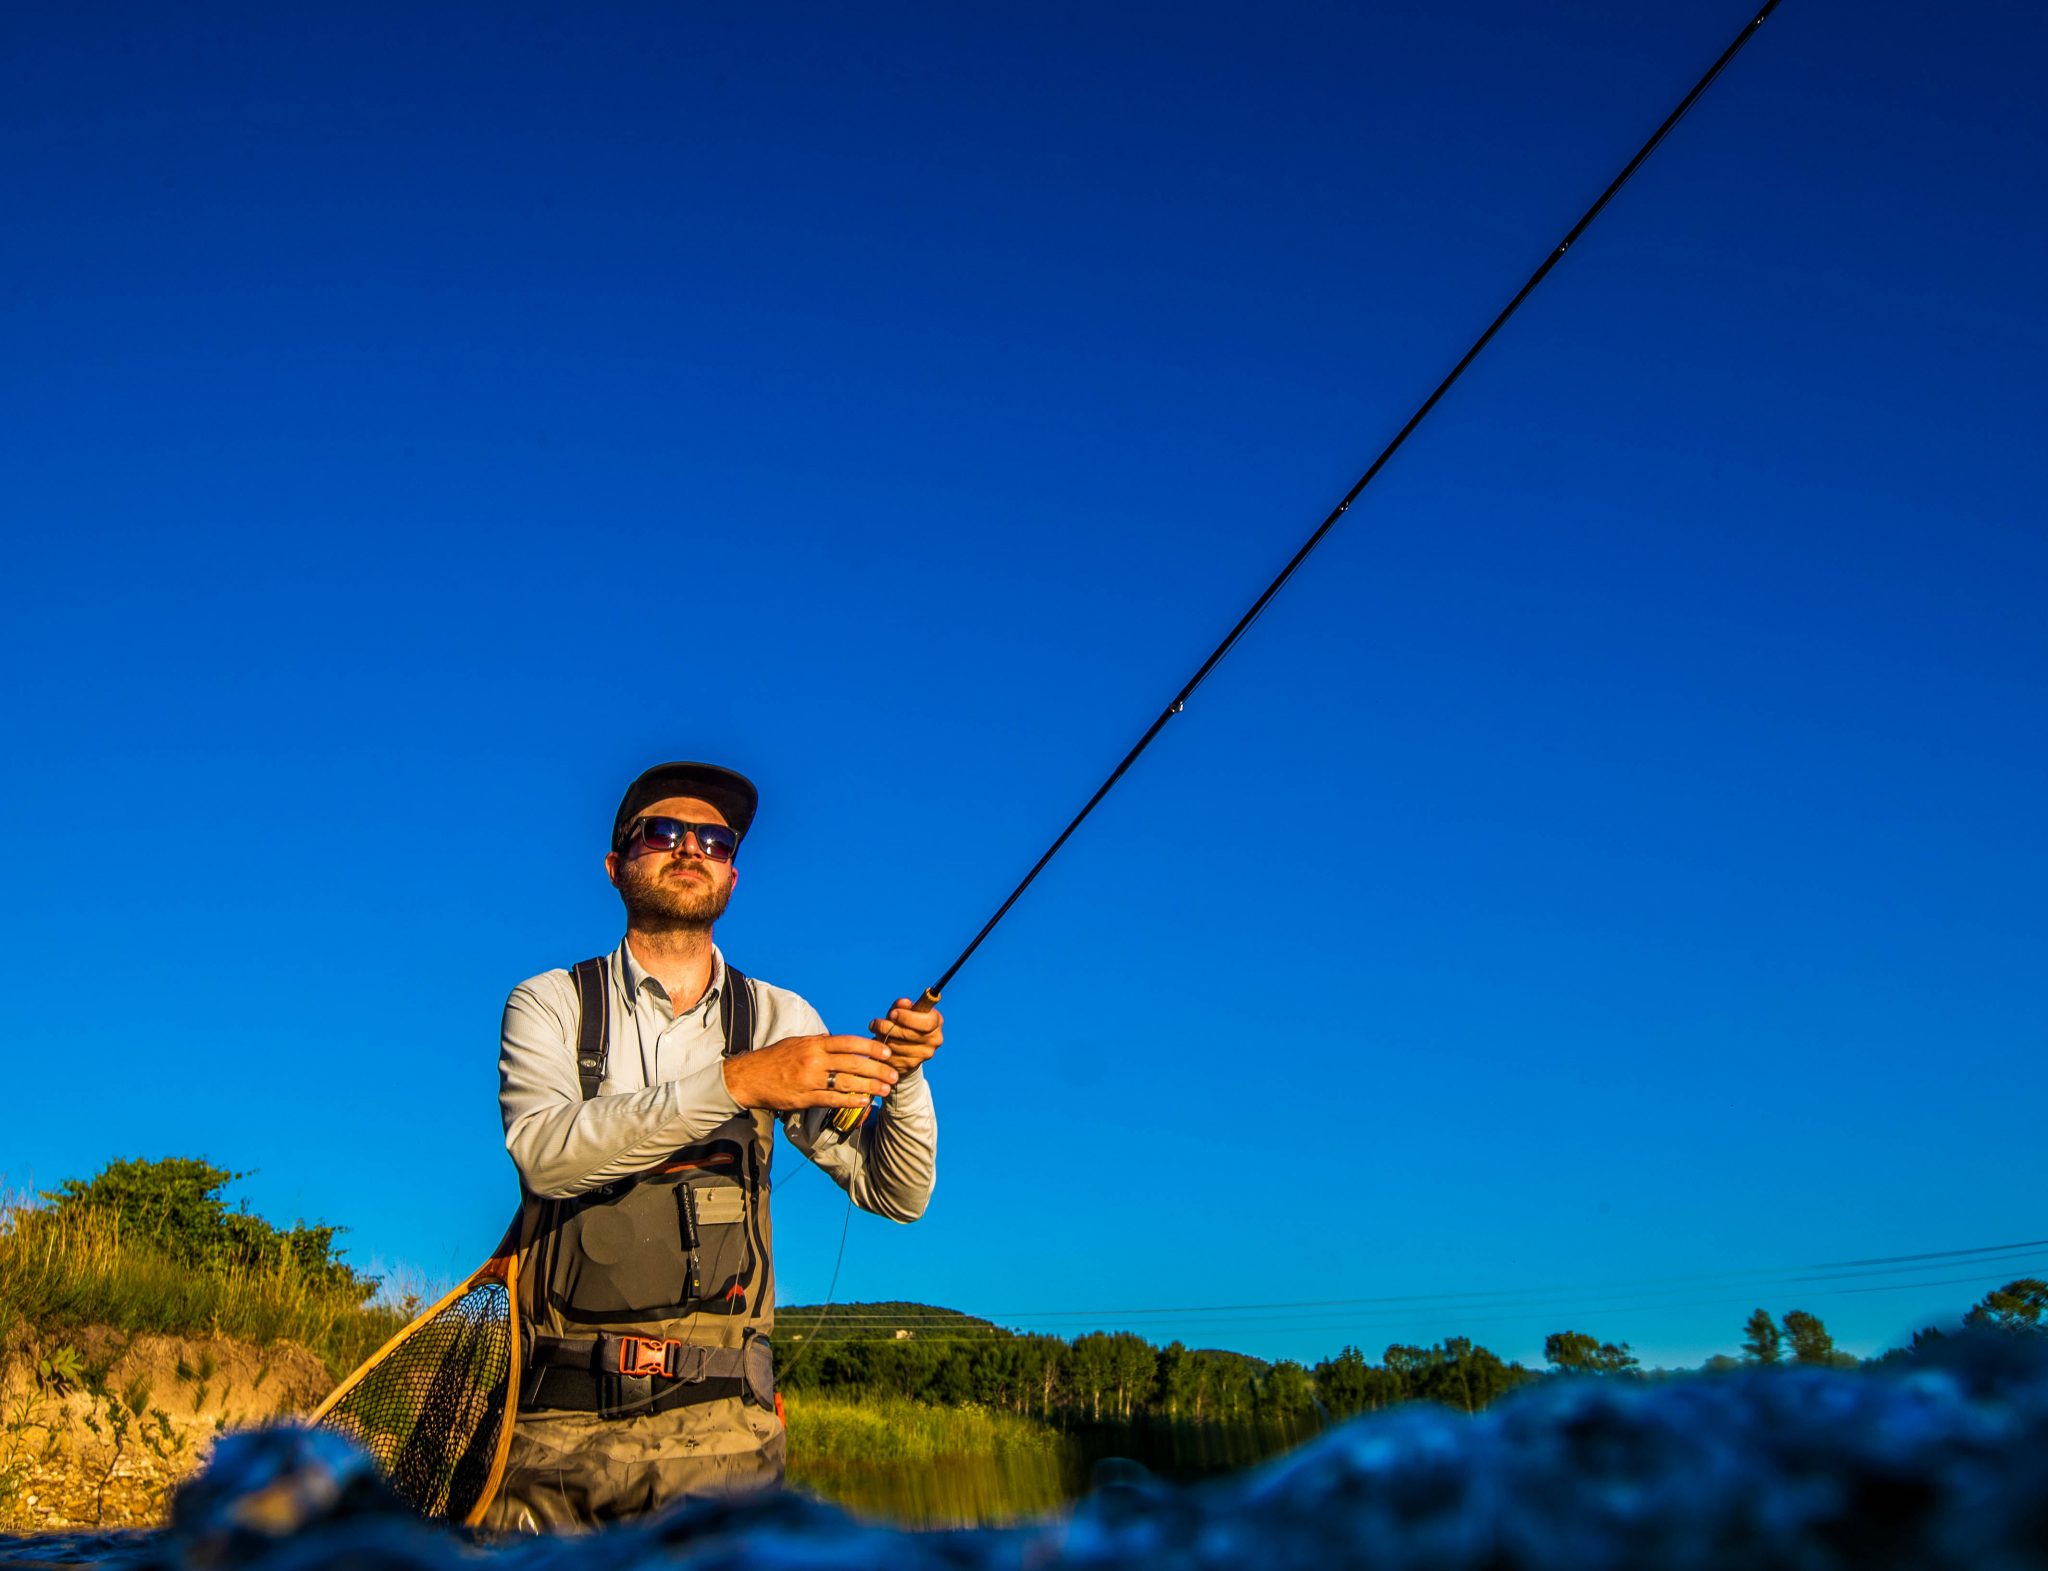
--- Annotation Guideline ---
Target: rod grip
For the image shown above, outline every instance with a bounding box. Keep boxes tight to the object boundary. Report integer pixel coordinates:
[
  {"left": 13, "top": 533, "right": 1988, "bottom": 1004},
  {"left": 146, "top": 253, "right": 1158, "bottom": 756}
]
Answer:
[{"left": 829, "top": 987, "right": 942, "bottom": 1133}]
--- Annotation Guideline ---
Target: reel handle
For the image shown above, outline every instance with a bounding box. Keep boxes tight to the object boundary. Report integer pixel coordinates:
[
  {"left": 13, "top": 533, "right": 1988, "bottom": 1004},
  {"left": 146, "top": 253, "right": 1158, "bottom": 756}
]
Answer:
[{"left": 829, "top": 986, "right": 941, "bottom": 1134}]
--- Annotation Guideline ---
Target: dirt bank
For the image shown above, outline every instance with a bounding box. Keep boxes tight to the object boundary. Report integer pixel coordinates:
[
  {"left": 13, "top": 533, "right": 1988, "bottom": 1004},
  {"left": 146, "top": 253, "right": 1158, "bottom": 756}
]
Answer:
[{"left": 0, "top": 1325, "right": 332, "bottom": 1530}]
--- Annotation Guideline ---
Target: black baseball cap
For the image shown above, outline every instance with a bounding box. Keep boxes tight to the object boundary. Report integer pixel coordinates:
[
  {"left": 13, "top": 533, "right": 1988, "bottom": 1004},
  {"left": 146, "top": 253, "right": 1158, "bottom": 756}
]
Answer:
[{"left": 612, "top": 761, "right": 759, "bottom": 850}]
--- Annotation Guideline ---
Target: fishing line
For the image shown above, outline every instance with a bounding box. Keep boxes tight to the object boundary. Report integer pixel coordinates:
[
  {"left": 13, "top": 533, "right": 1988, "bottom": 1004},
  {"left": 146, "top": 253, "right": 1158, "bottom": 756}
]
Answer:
[{"left": 894, "top": 0, "right": 1784, "bottom": 1014}]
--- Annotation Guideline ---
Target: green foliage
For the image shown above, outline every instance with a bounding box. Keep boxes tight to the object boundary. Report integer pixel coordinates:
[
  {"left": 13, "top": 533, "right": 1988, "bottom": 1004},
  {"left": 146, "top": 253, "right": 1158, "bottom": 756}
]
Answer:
[
  {"left": 1782, "top": 1309, "right": 1835, "bottom": 1365},
  {"left": 44, "top": 1158, "right": 376, "bottom": 1303},
  {"left": 1380, "top": 1338, "right": 1534, "bottom": 1414},
  {"left": 1260, "top": 1359, "right": 1315, "bottom": 1419},
  {"left": 778, "top": 1309, "right": 1535, "bottom": 1433},
  {"left": 34, "top": 1345, "right": 84, "bottom": 1394},
  {"left": 1742, "top": 1308, "right": 1782, "bottom": 1365},
  {"left": 784, "top": 1393, "right": 1064, "bottom": 1464},
  {"left": 1312, "top": 1345, "right": 1400, "bottom": 1417},
  {"left": 0, "top": 1389, "right": 61, "bottom": 1520},
  {"left": 1963, "top": 1279, "right": 2048, "bottom": 1332},
  {"left": 1543, "top": 1330, "right": 1640, "bottom": 1376},
  {"left": 1, "top": 1170, "right": 406, "bottom": 1378}
]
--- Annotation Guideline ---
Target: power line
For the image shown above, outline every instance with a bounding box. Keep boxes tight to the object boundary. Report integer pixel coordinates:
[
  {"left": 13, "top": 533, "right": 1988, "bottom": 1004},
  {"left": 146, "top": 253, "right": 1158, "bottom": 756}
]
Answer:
[
  {"left": 774, "top": 1238, "right": 2047, "bottom": 1338},
  {"left": 779, "top": 1260, "right": 2036, "bottom": 1347}
]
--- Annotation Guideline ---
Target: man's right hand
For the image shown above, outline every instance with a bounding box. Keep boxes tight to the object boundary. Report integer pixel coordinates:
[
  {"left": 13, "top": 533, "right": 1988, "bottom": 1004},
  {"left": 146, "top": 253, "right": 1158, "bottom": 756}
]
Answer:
[{"left": 722, "top": 1033, "right": 901, "bottom": 1111}]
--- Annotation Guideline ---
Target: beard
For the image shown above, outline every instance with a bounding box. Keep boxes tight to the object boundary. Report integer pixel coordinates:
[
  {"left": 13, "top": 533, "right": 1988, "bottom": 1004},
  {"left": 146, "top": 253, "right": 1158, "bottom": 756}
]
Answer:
[{"left": 616, "top": 856, "right": 734, "bottom": 933}]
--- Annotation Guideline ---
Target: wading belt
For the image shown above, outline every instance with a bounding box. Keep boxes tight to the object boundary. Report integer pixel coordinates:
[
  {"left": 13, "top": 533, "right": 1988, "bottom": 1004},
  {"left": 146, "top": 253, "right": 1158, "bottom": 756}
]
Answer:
[
  {"left": 522, "top": 956, "right": 762, "bottom": 1418},
  {"left": 524, "top": 1331, "right": 759, "bottom": 1417}
]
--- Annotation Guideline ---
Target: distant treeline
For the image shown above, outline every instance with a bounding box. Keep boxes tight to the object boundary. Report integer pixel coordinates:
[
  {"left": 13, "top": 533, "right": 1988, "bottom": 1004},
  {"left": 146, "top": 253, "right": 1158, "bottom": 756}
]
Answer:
[
  {"left": 775, "top": 1317, "right": 1536, "bottom": 1423},
  {"left": 775, "top": 1285, "right": 2048, "bottom": 1427}
]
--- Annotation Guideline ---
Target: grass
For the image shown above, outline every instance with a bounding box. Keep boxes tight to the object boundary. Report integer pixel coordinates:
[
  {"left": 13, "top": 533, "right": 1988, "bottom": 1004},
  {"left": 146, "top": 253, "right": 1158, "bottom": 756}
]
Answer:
[
  {"left": 0, "top": 1198, "right": 407, "bottom": 1379},
  {"left": 784, "top": 1394, "right": 1077, "bottom": 1526},
  {"left": 782, "top": 1391, "right": 1067, "bottom": 1464}
]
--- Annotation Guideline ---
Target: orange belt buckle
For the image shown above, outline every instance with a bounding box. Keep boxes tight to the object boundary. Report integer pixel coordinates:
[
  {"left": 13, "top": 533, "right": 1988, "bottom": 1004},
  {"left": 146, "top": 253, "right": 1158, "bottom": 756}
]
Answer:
[{"left": 619, "top": 1336, "right": 671, "bottom": 1378}]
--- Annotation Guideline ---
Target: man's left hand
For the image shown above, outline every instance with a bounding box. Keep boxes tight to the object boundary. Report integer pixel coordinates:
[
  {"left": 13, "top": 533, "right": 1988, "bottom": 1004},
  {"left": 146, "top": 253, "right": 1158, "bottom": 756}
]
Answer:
[{"left": 869, "top": 1000, "right": 943, "bottom": 1069}]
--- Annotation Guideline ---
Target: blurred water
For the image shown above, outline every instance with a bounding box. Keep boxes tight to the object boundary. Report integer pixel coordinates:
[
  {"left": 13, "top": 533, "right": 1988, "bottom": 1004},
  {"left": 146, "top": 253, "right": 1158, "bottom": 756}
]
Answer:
[
  {"left": 795, "top": 1451, "right": 1077, "bottom": 1527},
  {"left": 792, "top": 1414, "right": 1324, "bottom": 1526}
]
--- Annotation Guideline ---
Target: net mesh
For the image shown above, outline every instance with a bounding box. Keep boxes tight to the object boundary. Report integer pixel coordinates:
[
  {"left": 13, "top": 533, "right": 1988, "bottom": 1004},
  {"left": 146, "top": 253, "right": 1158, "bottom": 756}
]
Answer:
[{"left": 319, "top": 1279, "right": 514, "bottom": 1522}]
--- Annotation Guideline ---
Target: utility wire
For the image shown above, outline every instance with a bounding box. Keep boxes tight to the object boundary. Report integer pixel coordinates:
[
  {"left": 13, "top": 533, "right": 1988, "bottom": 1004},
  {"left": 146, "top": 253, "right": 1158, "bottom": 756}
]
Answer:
[
  {"left": 781, "top": 1237, "right": 2047, "bottom": 1332},
  {"left": 917, "top": 0, "right": 1783, "bottom": 1004},
  {"left": 779, "top": 1264, "right": 2044, "bottom": 1346}
]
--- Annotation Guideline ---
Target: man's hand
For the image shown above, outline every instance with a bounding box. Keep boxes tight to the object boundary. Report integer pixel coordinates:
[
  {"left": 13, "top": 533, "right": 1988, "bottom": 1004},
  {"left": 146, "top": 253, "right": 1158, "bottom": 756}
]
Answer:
[
  {"left": 723, "top": 1034, "right": 901, "bottom": 1112},
  {"left": 868, "top": 999, "right": 943, "bottom": 1070}
]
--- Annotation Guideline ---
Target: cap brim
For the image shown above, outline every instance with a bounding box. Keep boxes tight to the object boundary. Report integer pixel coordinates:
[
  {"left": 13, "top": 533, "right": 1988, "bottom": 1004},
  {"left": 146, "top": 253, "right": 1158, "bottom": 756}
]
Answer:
[{"left": 614, "top": 761, "right": 759, "bottom": 848}]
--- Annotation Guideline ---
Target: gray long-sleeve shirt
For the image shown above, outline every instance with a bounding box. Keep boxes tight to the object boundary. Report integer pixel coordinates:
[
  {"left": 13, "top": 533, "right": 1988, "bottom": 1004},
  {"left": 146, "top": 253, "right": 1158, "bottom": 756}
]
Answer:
[{"left": 498, "top": 940, "right": 937, "bottom": 1222}]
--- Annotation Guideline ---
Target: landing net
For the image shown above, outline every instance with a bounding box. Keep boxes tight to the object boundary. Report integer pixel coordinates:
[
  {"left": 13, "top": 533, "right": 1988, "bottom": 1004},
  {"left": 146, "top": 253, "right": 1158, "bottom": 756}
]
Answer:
[{"left": 311, "top": 1254, "right": 520, "bottom": 1525}]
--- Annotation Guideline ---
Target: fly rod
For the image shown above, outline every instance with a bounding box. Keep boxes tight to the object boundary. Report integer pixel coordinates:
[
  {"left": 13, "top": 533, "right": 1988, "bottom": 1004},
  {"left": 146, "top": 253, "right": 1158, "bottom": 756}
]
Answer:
[{"left": 842, "top": 0, "right": 1783, "bottom": 1128}]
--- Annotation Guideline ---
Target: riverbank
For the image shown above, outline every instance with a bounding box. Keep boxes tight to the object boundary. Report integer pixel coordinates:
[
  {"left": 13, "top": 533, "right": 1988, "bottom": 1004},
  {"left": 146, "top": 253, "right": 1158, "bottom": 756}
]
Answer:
[
  {"left": 0, "top": 1337, "right": 1089, "bottom": 1532},
  {"left": 0, "top": 1325, "right": 332, "bottom": 1531}
]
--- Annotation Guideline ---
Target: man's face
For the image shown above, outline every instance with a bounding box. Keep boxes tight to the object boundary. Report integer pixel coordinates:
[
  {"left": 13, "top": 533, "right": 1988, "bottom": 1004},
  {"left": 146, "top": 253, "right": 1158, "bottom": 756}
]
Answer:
[{"left": 605, "top": 795, "right": 738, "bottom": 932}]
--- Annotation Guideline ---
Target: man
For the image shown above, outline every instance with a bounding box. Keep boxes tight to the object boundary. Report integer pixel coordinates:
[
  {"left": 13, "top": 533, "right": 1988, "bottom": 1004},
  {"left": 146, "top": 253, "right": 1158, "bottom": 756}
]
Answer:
[{"left": 485, "top": 760, "right": 940, "bottom": 1530}]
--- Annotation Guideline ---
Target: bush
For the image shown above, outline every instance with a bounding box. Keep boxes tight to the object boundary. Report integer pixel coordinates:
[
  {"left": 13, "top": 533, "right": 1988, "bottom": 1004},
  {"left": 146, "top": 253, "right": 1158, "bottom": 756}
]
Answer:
[
  {"left": 43, "top": 1158, "right": 376, "bottom": 1303},
  {"left": 2, "top": 1159, "right": 404, "bottom": 1377}
]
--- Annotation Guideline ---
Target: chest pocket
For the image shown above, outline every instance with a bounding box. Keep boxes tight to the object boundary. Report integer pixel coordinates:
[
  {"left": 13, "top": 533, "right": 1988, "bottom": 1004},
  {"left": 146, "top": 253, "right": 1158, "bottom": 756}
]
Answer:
[
  {"left": 540, "top": 957, "right": 764, "bottom": 1324},
  {"left": 543, "top": 1141, "right": 757, "bottom": 1321}
]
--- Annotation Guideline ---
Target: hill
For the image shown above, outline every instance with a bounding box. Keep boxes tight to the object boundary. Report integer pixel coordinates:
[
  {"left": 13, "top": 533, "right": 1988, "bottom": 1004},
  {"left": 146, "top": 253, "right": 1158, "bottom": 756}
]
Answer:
[{"left": 776, "top": 1301, "right": 1005, "bottom": 1341}]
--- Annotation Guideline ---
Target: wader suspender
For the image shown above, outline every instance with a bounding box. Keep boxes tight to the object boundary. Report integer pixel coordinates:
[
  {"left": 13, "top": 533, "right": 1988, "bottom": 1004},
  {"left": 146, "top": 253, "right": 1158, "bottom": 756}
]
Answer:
[
  {"left": 523, "top": 957, "right": 764, "bottom": 1418},
  {"left": 568, "top": 955, "right": 754, "bottom": 1093}
]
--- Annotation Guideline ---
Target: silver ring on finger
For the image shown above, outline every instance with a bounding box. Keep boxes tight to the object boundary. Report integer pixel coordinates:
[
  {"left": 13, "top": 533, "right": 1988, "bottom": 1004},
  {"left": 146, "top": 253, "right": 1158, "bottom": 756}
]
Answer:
[{"left": 825, "top": 1069, "right": 838, "bottom": 1092}]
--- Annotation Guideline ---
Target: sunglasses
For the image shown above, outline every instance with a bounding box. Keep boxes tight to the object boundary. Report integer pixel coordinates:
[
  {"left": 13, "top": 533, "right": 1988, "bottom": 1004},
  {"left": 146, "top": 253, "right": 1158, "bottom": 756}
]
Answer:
[{"left": 624, "top": 816, "right": 739, "bottom": 862}]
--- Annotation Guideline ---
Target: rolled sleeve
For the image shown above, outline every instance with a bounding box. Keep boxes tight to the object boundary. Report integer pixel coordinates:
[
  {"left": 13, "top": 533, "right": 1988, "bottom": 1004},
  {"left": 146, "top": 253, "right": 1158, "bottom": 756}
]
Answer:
[{"left": 785, "top": 1061, "right": 938, "bottom": 1222}]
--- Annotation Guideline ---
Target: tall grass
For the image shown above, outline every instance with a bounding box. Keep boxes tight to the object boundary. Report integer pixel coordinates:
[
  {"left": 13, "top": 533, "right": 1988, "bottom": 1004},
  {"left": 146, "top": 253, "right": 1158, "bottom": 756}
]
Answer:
[
  {"left": 0, "top": 1199, "right": 406, "bottom": 1378},
  {"left": 784, "top": 1394, "right": 1076, "bottom": 1526},
  {"left": 783, "top": 1392, "right": 1066, "bottom": 1463}
]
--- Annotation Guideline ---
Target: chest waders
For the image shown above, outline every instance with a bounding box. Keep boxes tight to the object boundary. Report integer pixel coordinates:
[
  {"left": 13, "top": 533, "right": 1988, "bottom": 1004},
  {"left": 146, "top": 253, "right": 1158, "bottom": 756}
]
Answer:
[{"left": 514, "top": 958, "right": 780, "bottom": 1419}]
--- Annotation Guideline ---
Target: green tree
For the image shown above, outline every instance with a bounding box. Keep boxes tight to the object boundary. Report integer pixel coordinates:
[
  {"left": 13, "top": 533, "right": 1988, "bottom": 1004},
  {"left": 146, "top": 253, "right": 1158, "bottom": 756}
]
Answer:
[
  {"left": 1409, "top": 1336, "right": 1532, "bottom": 1412},
  {"left": 1963, "top": 1279, "right": 2048, "bottom": 1332},
  {"left": 1260, "top": 1359, "right": 1315, "bottom": 1419},
  {"left": 1026, "top": 1334, "right": 1065, "bottom": 1417},
  {"left": 1543, "top": 1330, "right": 1639, "bottom": 1375},
  {"left": 1108, "top": 1332, "right": 1157, "bottom": 1418},
  {"left": 1202, "top": 1350, "right": 1257, "bottom": 1421},
  {"left": 1067, "top": 1333, "right": 1116, "bottom": 1420},
  {"left": 1312, "top": 1345, "right": 1377, "bottom": 1418},
  {"left": 1741, "top": 1308, "right": 1782, "bottom": 1365},
  {"left": 1782, "top": 1309, "right": 1835, "bottom": 1365},
  {"left": 1155, "top": 1342, "right": 1193, "bottom": 1417},
  {"left": 1382, "top": 1342, "right": 1429, "bottom": 1399}
]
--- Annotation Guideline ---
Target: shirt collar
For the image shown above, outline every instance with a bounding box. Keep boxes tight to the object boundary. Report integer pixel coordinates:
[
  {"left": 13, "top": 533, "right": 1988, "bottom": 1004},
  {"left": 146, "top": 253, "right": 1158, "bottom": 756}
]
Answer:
[{"left": 616, "top": 937, "right": 725, "bottom": 1020}]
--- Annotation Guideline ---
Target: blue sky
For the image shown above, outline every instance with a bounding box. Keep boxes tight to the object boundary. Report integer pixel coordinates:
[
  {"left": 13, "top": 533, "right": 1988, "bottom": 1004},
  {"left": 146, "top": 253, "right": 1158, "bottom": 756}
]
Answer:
[{"left": 2, "top": 0, "right": 2042, "bottom": 1371}]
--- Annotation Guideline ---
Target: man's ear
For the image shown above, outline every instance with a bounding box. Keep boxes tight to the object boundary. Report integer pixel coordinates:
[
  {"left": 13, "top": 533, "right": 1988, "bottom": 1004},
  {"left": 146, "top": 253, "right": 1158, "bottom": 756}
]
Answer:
[
  {"left": 726, "top": 865, "right": 739, "bottom": 891},
  {"left": 604, "top": 850, "right": 621, "bottom": 888}
]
